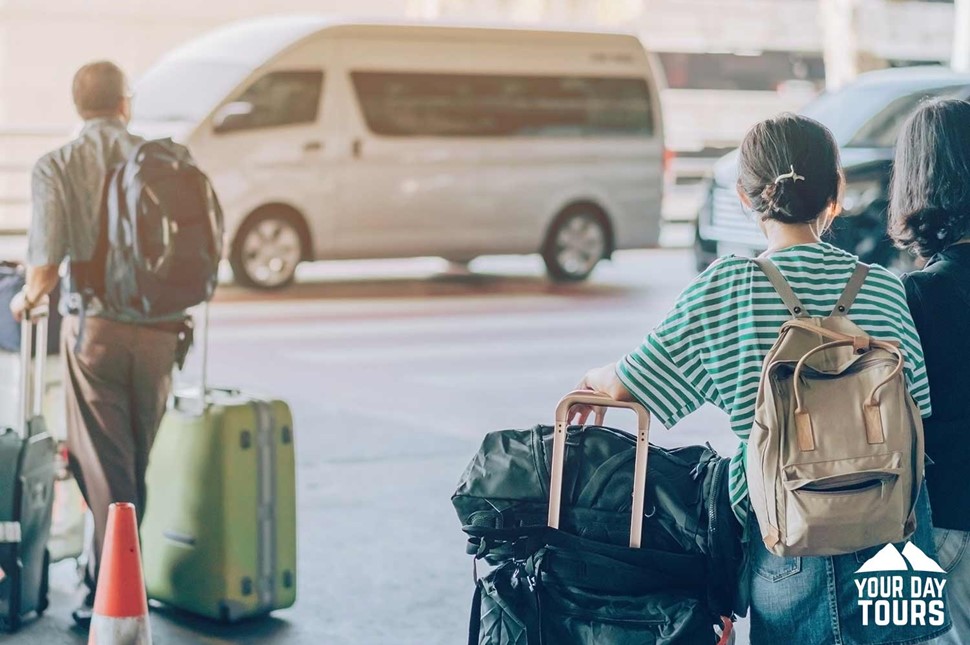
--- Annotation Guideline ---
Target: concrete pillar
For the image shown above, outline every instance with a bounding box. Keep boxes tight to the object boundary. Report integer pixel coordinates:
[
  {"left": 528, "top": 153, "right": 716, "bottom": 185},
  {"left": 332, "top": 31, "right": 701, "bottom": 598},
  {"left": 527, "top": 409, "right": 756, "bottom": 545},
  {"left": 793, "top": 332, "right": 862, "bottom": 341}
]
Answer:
[
  {"left": 409, "top": 0, "right": 441, "bottom": 19},
  {"left": 955, "top": 0, "right": 970, "bottom": 72},
  {"left": 820, "top": 0, "right": 861, "bottom": 90}
]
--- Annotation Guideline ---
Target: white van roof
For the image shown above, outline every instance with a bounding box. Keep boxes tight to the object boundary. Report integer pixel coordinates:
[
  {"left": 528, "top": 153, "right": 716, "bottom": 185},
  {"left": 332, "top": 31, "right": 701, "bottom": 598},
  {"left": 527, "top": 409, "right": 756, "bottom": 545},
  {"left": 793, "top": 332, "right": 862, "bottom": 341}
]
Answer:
[
  {"left": 161, "top": 15, "right": 643, "bottom": 67},
  {"left": 162, "top": 15, "right": 333, "bottom": 66}
]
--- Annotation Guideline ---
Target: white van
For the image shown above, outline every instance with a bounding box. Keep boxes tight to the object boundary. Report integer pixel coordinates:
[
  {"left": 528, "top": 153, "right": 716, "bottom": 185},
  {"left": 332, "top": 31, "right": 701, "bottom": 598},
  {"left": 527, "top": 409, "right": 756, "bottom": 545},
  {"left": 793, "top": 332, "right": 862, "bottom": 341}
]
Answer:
[{"left": 131, "top": 17, "right": 665, "bottom": 289}]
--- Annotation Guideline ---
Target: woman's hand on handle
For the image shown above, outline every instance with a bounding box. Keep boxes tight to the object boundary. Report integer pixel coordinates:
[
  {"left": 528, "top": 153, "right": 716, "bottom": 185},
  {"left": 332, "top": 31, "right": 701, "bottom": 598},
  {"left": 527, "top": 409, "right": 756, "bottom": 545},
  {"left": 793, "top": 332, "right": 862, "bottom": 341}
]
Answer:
[{"left": 572, "top": 362, "right": 635, "bottom": 425}]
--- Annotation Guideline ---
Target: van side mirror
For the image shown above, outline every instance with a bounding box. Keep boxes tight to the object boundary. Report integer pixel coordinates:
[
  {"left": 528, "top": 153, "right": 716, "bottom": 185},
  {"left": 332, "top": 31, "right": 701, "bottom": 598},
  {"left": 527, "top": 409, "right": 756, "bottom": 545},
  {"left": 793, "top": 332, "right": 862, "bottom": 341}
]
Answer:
[{"left": 212, "top": 101, "right": 255, "bottom": 134}]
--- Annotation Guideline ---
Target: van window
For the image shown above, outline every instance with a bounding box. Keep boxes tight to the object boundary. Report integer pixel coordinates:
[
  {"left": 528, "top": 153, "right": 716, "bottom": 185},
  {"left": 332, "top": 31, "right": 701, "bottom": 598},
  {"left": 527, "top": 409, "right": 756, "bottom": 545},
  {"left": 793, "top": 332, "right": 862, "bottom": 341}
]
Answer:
[
  {"left": 350, "top": 72, "right": 653, "bottom": 138},
  {"left": 221, "top": 70, "right": 324, "bottom": 132}
]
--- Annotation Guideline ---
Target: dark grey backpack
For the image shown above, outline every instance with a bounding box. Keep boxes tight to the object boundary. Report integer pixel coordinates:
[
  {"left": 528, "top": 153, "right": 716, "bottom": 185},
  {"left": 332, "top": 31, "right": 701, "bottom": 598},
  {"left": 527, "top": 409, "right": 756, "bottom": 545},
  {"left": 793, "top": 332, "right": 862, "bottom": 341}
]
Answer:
[{"left": 75, "top": 139, "right": 223, "bottom": 320}]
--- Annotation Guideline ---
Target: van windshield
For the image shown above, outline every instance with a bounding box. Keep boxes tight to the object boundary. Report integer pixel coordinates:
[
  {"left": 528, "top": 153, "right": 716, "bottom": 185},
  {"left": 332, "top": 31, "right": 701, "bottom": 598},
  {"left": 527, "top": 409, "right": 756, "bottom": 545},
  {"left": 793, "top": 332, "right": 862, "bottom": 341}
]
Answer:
[{"left": 132, "top": 59, "right": 249, "bottom": 123}]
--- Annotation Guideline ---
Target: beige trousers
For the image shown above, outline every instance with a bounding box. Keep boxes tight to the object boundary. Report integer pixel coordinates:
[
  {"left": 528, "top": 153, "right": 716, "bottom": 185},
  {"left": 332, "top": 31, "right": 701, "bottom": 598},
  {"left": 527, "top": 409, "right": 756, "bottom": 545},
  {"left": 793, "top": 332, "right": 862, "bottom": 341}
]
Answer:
[{"left": 61, "top": 315, "right": 177, "bottom": 591}]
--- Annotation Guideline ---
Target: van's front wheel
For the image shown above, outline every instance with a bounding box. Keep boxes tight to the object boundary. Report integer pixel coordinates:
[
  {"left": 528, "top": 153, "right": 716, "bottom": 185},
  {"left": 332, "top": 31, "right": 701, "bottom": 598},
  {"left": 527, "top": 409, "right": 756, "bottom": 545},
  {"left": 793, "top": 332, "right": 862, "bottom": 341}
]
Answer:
[
  {"left": 230, "top": 209, "right": 307, "bottom": 289},
  {"left": 542, "top": 207, "right": 610, "bottom": 282}
]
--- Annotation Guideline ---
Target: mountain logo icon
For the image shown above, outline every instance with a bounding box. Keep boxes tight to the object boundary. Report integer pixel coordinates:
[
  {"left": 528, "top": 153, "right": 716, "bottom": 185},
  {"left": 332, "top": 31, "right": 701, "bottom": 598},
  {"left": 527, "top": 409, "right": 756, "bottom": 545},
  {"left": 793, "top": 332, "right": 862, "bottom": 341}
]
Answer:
[{"left": 855, "top": 543, "right": 946, "bottom": 575}]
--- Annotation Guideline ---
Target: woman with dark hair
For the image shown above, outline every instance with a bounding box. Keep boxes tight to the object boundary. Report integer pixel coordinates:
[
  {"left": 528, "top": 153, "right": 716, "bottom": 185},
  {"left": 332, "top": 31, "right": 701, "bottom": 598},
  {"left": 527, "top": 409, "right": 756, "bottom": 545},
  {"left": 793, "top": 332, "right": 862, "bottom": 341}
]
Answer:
[
  {"left": 890, "top": 98, "right": 970, "bottom": 644},
  {"left": 573, "top": 113, "right": 948, "bottom": 643}
]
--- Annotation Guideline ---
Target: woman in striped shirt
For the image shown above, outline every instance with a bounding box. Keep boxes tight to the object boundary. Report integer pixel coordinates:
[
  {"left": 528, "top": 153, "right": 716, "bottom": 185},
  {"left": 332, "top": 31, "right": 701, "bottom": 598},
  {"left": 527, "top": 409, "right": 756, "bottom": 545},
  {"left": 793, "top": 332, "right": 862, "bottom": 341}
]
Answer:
[{"left": 575, "top": 114, "right": 946, "bottom": 644}]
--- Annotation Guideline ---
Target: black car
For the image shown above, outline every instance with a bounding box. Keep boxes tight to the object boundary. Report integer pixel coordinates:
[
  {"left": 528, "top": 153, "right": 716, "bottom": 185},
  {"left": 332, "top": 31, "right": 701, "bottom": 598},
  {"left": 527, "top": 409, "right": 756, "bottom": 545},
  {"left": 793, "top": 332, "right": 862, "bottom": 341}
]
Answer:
[{"left": 695, "top": 67, "right": 970, "bottom": 272}]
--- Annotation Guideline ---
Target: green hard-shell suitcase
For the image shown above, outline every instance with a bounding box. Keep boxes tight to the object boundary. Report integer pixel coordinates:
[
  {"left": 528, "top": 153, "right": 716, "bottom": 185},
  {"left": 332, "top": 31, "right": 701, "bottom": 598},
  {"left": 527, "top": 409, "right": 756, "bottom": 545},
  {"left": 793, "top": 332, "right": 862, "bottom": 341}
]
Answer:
[{"left": 141, "top": 308, "right": 296, "bottom": 621}]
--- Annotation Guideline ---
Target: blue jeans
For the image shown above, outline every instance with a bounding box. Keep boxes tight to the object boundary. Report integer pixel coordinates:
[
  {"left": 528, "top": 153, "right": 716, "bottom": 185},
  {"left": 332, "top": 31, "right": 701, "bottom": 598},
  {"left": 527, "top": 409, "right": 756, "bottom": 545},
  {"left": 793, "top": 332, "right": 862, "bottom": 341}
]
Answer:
[
  {"left": 748, "top": 487, "right": 952, "bottom": 645},
  {"left": 929, "top": 528, "right": 970, "bottom": 644}
]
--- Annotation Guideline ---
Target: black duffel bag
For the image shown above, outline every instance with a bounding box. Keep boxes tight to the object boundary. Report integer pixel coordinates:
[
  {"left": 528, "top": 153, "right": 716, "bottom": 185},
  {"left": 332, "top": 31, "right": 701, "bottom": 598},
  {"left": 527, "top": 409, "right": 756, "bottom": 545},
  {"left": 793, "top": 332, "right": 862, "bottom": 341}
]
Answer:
[
  {"left": 453, "top": 392, "right": 742, "bottom": 644},
  {"left": 469, "top": 530, "right": 719, "bottom": 645}
]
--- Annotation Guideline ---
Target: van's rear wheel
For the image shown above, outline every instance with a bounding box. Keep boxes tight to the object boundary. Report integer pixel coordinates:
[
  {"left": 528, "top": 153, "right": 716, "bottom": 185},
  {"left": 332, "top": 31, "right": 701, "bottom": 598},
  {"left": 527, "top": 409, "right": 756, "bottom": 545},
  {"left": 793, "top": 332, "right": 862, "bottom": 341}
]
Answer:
[
  {"left": 230, "top": 210, "right": 306, "bottom": 289},
  {"left": 542, "top": 207, "right": 609, "bottom": 282}
]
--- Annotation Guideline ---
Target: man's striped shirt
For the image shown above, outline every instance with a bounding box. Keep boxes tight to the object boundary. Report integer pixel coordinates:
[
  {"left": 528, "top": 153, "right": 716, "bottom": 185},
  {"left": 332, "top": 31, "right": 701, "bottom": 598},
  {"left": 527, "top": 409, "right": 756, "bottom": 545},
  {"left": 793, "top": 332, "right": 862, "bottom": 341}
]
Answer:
[{"left": 616, "top": 242, "right": 931, "bottom": 523}]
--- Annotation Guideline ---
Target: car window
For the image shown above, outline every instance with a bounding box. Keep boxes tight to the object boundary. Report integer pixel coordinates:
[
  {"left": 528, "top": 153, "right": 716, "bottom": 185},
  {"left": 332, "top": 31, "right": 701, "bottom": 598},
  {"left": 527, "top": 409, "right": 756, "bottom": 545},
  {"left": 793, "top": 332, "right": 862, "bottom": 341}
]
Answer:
[
  {"left": 222, "top": 70, "right": 323, "bottom": 132},
  {"left": 350, "top": 72, "right": 654, "bottom": 138},
  {"left": 800, "top": 84, "right": 909, "bottom": 145},
  {"left": 847, "top": 85, "right": 966, "bottom": 148}
]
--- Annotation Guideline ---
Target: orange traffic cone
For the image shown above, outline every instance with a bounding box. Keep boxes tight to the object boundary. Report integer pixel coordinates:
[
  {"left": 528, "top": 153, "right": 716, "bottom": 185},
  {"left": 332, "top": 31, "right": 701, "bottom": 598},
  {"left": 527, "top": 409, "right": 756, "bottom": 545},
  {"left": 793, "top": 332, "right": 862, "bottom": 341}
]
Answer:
[{"left": 88, "top": 503, "right": 152, "bottom": 645}]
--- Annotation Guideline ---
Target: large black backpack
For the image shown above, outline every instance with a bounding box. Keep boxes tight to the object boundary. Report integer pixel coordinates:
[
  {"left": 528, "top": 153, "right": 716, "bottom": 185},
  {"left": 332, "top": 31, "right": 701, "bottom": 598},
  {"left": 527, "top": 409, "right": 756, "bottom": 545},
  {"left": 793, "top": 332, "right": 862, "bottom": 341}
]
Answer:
[
  {"left": 76, "top": 139, "right": 223, "bottom": 319},
  {"left": 453, "top": 423, "right": 742, "bottom": 644}
]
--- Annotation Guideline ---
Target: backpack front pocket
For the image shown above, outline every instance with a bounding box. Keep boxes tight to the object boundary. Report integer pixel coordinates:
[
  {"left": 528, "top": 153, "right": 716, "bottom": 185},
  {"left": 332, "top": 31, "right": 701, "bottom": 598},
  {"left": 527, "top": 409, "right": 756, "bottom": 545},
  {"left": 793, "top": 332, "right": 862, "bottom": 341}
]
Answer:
[{"left": 780, "top": 452, "right": 908, "bottom": 555}]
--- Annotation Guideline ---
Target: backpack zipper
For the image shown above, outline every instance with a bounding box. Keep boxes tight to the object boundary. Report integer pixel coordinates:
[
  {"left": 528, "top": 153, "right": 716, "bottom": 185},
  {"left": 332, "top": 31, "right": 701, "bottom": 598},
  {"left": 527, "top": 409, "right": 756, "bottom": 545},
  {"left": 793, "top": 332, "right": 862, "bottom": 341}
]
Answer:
[{"left": 788, "top": 357, "right": 899, "bottom": 379}]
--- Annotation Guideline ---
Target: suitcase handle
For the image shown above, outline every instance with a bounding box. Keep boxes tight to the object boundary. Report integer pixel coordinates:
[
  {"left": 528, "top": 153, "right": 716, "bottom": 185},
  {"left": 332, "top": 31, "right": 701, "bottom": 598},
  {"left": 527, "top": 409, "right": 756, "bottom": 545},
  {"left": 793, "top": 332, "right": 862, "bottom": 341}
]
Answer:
[
  {"left": 171, "top": 386, "right": 241, "bottom": 409},
  {"left": 20, "top": 297, "right": 49, "bottom": 438},
  {"left": 548, "top": 390, "right": 650, "bottom": 548}
]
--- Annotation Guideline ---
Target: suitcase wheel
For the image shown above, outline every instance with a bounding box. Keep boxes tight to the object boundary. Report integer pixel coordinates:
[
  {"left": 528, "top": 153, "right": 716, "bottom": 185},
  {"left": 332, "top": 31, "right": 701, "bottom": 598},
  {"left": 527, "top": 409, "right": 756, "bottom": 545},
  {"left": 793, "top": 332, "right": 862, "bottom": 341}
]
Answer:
[{"left": 0, "top": 613, "right": 20, "bottom": 633}]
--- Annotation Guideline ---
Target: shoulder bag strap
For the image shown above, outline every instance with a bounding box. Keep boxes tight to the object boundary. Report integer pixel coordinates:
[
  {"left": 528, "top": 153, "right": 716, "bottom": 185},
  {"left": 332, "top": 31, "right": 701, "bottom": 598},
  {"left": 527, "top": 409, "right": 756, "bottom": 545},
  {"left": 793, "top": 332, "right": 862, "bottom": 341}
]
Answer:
[
  {"left": 831, "top": 262, "right": 870, "bottom": 316},
  {"left": 467, "top": 581, "right": 482, "bottom": 645},
  {"left": 73, "top": 165, "right": 122, "bottom": 353},
  {"left": 751, "top": 257, "right": 809, "bottom": 318}
]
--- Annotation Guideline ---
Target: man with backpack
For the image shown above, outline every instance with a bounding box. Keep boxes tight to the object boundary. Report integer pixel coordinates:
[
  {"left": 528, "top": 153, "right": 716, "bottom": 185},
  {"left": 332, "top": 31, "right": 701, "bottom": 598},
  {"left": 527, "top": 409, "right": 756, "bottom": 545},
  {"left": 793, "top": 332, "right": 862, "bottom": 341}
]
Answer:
[{"left": 11, "top": 61, "right": 221, "bottom": 626}]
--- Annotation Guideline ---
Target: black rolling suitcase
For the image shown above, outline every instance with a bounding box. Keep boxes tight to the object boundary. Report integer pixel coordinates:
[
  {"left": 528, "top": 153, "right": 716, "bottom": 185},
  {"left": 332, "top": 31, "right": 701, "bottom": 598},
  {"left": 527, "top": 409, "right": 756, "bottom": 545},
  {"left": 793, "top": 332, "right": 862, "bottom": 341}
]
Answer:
[{"left": 0, "top": 300, "right": 56, "bottom": 631}]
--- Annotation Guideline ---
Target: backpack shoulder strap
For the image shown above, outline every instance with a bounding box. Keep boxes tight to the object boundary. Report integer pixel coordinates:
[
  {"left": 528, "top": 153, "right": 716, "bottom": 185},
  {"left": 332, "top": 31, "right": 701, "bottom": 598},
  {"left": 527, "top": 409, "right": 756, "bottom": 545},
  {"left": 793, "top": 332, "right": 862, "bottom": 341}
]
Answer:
[
  {"left": 751, "top": 257, "right": 809, "bottom": 318},
  {"left": 831, "top": 263, "right": 870, "bottom": 316}
]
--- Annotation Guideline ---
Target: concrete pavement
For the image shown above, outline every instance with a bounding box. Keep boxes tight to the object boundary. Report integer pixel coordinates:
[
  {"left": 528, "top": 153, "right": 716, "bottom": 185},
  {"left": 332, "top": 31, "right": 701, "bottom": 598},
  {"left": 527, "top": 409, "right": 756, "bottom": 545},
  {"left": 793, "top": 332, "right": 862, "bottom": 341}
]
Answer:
[{"left": 8, "top": 249, "right": 749, "bottom": 644}]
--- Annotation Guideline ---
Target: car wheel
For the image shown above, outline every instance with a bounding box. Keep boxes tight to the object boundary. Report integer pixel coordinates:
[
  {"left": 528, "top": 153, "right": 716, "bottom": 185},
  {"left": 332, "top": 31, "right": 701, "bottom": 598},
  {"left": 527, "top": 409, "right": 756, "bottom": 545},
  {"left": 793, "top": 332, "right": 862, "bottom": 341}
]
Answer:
[
  {"left": 230, "top": 210, "right": 307, "bottom": 290},
  {"left": 542, "top": 208, "right": 609, "bottom": 282}
]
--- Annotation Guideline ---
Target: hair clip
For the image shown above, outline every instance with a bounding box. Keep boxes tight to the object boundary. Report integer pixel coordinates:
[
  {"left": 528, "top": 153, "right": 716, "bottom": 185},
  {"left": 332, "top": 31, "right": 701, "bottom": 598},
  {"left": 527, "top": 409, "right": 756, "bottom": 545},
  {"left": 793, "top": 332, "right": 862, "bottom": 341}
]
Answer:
[{"left": 774, "top": 165, "right": 805, "bottom": 184}]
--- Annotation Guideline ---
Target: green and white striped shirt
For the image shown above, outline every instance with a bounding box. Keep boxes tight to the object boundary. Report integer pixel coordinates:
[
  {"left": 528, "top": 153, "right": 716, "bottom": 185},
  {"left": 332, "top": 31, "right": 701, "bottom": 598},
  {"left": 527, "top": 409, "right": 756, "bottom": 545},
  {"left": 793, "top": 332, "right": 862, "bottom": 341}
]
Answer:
[{"left": 617, "top": 242, "right": 931, "bottom": 523}]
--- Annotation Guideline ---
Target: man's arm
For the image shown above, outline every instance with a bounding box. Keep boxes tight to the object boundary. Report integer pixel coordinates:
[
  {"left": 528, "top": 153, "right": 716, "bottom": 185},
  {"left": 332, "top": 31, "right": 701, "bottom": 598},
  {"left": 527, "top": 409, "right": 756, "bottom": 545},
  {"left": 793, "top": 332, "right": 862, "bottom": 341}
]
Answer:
[
  {"left": 11, "top": 264, "right": 60, "bottom": 322},
  {"left": 12, "top": 158, "right": 69, "bottom": 321}
]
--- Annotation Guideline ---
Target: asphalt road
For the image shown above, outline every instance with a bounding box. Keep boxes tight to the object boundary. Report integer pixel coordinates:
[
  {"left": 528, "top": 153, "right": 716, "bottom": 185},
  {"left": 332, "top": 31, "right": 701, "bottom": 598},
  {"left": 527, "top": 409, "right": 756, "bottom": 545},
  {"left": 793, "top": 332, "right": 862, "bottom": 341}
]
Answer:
[{"left": 9, "top": 248, "right": 750, "bottom": 644}]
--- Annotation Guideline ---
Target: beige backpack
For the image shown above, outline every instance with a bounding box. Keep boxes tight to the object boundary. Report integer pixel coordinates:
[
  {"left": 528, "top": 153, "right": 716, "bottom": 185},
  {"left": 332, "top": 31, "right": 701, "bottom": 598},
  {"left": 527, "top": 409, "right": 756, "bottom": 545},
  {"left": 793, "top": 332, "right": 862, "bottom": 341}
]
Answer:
[{"left": 747, "top": 258, "right": 924, "bottom": 557}]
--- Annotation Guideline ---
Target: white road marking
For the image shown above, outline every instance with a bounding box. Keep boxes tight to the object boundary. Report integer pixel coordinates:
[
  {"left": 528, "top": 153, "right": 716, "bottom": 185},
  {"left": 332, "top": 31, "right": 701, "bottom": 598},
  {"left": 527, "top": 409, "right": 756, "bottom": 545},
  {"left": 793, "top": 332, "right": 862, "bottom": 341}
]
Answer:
[
  {"left": 281, "top": 334, "right": 635, "bottom": 365},
  {"left": 207, "top": 292, "right": 585, "bottom": 321},
  {"left": 207, "top": 308, "right": 661, "bottom": 342}
]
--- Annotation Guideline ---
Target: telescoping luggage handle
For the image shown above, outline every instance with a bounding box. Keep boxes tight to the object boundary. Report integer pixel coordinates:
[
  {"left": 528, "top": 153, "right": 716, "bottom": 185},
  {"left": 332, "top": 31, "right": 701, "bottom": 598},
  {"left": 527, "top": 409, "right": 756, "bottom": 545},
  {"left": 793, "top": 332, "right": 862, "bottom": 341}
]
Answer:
[
  {"left": 171, "top": 301, "right": 212, "bottom": 413},
  {"left": 549, "top": 391, "right": 651, "bottom": 548},
  {"left": 173, "top": 302, "right": 242, "bottom": 412},
  {"left": 20, "top": 297, "right": 49, "bottom": 439},
  {"left": 199, "top": 300, "right": 210, "bottom": 403}
]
